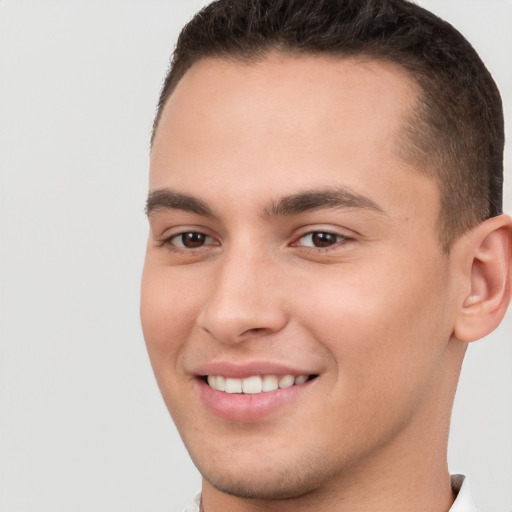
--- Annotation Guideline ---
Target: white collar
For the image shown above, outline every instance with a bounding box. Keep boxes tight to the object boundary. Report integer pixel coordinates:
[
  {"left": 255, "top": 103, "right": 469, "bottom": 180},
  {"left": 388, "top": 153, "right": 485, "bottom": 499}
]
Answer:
[{"left": 449, "top": 475, "right": 478, "bottom": 512}]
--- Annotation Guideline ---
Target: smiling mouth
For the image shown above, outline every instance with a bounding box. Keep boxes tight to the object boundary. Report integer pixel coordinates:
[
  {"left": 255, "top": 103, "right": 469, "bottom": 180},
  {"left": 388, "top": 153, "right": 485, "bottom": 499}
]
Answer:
[{"left": 203, "top": 374, "right": 318, "bottom": 394}]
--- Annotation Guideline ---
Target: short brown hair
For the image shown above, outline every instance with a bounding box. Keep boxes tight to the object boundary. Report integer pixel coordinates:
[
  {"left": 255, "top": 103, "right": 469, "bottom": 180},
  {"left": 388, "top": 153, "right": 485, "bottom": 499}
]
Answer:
[{"left": 152, "top": 0, "right": 504, "bottom": 250}]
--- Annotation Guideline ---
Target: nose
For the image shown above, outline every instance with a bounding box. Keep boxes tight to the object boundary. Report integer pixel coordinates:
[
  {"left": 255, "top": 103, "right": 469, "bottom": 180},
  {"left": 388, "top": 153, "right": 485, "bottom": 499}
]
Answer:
[{"left": 197, "top": 247, "right": 289, "bottom": 344}]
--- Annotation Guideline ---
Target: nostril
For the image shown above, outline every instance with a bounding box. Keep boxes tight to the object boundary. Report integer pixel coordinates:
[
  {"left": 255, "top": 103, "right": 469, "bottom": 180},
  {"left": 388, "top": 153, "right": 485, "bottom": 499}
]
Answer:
[{"left": 236, "top": 326, "right": 270, "bottom": 338}]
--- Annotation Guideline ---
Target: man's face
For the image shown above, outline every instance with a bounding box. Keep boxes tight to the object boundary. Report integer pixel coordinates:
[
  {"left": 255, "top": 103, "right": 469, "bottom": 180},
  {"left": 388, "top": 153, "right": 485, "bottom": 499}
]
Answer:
[{"left": 142, "top": 55, "right": 462, "bottom": 499}]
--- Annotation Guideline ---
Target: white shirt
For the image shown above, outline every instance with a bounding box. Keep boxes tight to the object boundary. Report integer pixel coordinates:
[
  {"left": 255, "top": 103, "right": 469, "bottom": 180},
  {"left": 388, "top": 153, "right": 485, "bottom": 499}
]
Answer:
[
  {"left": 450, "top": 475, "right": 478, "bottom": 512},
  {"left": 181, "top": 474, "right": 477, "bottom": 512}
]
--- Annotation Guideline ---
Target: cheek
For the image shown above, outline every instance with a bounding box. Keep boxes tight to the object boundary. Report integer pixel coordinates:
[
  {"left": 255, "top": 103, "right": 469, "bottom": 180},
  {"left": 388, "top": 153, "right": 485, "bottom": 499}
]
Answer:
[
  {"left": 290, "top": 263, "right": 453, "bottom": 453},
  {"left": 140, "top": 263, "right": 200, "bottom": 374},
  {"left": 142, "top": 259, "right": 202, "bottom": 330},
  {"left": 140, "top": 264, "right": 204, "bottom": 423},
  {"left": 296, "top": 255, "right": 453, "bottom": 389}
]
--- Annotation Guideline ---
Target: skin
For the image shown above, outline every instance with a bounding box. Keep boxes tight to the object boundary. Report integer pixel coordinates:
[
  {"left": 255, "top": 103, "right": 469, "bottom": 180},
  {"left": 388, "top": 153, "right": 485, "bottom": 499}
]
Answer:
[{"left": 141, "top": 54, "right": 510, "bottom": 511}]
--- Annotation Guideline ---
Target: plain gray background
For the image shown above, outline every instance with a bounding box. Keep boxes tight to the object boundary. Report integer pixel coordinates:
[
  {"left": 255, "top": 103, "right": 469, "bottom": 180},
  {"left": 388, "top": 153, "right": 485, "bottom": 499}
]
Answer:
[{"left": 0, "top": 1, "right": 510, "bottom": 511}]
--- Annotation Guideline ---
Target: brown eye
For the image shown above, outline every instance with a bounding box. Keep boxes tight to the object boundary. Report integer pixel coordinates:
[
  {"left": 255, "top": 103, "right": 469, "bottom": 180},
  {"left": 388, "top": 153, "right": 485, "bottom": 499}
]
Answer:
[
  {"left": 298, "top": 231, "right": 345, "bottom": 248},
  {"left": 172, "top": 232, "right": 212, "bottom": 248},
  {"left": 311, "top": 232, "right": 338, "bottom": 247}
]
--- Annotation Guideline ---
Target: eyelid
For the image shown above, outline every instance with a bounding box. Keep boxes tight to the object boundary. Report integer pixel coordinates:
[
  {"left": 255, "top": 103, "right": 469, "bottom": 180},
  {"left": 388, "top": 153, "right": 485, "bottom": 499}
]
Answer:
[
  {"left": 156, "top": 226, "right": 220, "bottom": 250},
  {"left": 290, "top": 227, "right": 356, "bottom": 250},
  {"left": 298, "top": 232, "right": 345, "bottom": 246},
  {"left": 168, "top": 232, "right": 217, "bottom": 248}
]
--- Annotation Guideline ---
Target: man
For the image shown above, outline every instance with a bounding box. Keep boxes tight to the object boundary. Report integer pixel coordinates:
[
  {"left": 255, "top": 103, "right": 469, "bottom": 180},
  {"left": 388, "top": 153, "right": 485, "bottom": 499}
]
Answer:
[{"left": 140, "top": 1, "right": 511, "bottom": 510}]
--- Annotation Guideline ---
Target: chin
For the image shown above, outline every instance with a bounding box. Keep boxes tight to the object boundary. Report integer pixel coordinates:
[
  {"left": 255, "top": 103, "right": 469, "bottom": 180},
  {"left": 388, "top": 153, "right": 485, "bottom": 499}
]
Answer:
[
  {"left": 202, "top": 470, "right": 318, "bottom": 500},
  {"left": 188, "top": 446, "right": 331, "bottom": 500}
]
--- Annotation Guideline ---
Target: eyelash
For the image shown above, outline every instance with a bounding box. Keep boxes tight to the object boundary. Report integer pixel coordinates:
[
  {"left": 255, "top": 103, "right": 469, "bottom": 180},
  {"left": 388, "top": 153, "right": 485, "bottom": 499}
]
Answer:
[
  {"left": 158, "top": 231, "right": 218, "bottom": 251},
  {"left": 293, "top": 231, "right": 349, "bottom": 250},
  {"left": 158, "top": 229, "right": 351, "bottom": 252}
]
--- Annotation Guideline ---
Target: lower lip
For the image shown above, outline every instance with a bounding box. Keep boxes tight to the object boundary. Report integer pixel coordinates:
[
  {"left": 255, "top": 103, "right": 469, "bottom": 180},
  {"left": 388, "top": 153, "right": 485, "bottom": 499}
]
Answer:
[{"left": 197, "top": 378, "right": 314, "bottom": 422}]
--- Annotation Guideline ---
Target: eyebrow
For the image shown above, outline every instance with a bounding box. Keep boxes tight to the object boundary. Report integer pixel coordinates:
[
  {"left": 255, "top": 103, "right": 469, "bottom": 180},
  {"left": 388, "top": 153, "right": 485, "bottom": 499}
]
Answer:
[
  {"left": 145, "top": 189, "right": 214, "bottom": 217},
  {"left": 263, "top": 187, "right": 385, "bottom": 217},
  {"left": 145, "top": 186, "right": 385, "bottom": 219}
]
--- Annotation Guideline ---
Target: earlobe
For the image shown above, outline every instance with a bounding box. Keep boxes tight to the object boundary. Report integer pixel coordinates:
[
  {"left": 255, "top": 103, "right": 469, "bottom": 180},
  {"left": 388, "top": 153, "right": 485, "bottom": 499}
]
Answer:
[{"left": 454, "top": 214, "right": 512, "bottom": 343}]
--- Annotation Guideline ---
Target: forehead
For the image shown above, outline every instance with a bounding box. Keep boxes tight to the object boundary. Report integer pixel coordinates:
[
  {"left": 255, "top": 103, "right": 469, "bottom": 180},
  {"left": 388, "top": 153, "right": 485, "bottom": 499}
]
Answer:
[
  {"left": 150, "top": 54, "right": 437, "bottom": 225},
  {"left": 153, "top": 54, "right": 419, "bottom": 147}
]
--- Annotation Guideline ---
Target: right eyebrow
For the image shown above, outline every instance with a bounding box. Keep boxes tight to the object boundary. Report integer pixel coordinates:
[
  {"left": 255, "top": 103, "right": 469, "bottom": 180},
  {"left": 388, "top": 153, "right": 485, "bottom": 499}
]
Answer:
[
  {"left": 145, "top": 188, "right": 214, "bottom": 217},
  {"left": 263, "top": 187, "right": 385, "bottom": 218}
]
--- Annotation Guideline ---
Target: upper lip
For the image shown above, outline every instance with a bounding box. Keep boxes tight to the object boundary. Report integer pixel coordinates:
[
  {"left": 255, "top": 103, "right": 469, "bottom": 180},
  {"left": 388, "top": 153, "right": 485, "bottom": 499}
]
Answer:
[{"left": 193, "top": 361, "right": 316, "bottom": 379}]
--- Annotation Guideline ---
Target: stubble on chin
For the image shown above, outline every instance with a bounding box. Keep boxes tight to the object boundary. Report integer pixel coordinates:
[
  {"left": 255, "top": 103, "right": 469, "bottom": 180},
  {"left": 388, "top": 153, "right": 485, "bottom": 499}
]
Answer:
[{"left": 191, "top": 448, "right": 339, "bottom": 501}]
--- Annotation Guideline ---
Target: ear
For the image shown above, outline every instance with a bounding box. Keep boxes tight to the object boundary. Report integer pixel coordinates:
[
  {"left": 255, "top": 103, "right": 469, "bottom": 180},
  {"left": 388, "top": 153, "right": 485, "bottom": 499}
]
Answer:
[{"left": 453, "top": 214, "right": 512, "bottom": 343}]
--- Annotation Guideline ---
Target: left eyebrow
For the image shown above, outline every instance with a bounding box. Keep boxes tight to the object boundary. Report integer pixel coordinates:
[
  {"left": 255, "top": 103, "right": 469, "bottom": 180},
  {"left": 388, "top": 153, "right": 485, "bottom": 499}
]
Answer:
[
  {"left": 263, "top": 187, "right": 386, "bottom": 217},
  {"left": 145, "top": 189, "right": 214, "bottom": 217}
]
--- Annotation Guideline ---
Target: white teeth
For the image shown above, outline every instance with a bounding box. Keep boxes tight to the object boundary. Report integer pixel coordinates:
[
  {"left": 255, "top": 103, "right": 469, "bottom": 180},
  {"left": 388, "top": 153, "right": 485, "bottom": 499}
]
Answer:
[
  {"left": 278, "top": 375, "right": 294, "bottom": 389},
  {"left": 225, "top": 377, "right": 242, "bottom": 394},
  {"left": 216, "top": 375, "right": 225, "bottom": 391},
  {"left": 242, "top": 375, "right": 262, "bottom": 394},
  {"left": 262, "top": 375, "right": 279, "bottom": 392},
  {"left": 207, "top": 374, "right": 309, "bottom": 394}
]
